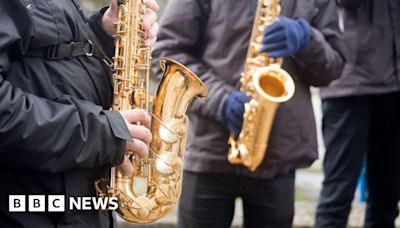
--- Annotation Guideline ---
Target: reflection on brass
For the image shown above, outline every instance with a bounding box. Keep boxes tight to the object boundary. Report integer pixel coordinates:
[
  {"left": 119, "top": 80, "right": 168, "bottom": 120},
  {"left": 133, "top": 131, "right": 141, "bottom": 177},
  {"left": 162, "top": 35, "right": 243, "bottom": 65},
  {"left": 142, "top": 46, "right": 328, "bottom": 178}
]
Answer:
[
  {"left": 228, "top": 0, "right": 295, "bottom": 171},
  {"left": 95, "top": 0, "right": 208, "bottom": 223}
]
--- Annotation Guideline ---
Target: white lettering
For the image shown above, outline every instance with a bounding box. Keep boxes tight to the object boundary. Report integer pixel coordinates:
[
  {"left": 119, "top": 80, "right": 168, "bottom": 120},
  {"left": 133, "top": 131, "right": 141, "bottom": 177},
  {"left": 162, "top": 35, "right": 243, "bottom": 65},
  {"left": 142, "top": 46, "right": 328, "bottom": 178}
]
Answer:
[
  {"left": 92, "top": 197, "right": 109, "bottom": 210},
  {"left": 9, "top": 195, "right": 25, "bottom": 212},
  {"left": 82, "top": 197, "right": 92, "bottom": 210},
  {"left": 69, "top": 197, "right": 81, "bottom": 210},
  {"left": 48, "top": 195, "right": 65, "bottom": 212},
  {"left": 9, "top": 195, "right": 118, "bottom": 212},
  {"left": 28, "top": 195, "right": 45, "bottom": 212},
  {"left": 108, "top": 197, "right": 118, "bottom": 210}
]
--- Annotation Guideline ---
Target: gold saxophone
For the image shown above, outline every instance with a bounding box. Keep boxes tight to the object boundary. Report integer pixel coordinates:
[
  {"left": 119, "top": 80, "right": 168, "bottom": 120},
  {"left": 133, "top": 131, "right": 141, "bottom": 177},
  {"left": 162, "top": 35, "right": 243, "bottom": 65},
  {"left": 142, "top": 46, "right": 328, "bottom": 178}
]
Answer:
[
  {"left": 95, "top": 0, "right": 208, "bottom": 223},
  {"left": 228, "top": 0, "right": 295, "bottom": 171}
]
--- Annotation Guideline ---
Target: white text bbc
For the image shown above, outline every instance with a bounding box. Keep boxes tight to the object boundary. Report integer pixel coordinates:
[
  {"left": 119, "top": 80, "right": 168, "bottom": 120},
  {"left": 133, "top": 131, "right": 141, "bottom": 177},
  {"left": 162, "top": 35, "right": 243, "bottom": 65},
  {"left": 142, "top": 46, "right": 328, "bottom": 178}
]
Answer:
[{"left": 9, "top": 195, "right": 118, "bottom": 212}]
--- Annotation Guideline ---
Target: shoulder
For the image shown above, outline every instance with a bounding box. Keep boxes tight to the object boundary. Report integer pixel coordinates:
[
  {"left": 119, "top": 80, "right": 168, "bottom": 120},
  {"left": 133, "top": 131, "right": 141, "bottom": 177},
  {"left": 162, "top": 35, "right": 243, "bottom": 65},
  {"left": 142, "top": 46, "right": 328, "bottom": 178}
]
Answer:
[
  {"left": 0, "top": 0, "right": 31, "bottom": 16},
  {"left": 0, "top": 1, "right": 33, "bottom": 36}
]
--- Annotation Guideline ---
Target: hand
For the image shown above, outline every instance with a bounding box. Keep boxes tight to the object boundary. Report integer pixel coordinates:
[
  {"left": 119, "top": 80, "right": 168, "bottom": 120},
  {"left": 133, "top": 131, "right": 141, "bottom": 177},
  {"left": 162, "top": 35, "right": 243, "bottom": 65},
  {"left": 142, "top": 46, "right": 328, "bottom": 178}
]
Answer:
[
  {"left": 118, "top": 109, "right": 152, "bottom": 176},
  {"left": 219, "top": 92, "right": 251, "bottom": 137},
  {"left": 102, "top": 0, "right": 160, "bottom": 46},
  {"left": 260, "top": 16, "right": 312, "bottom": 58}
]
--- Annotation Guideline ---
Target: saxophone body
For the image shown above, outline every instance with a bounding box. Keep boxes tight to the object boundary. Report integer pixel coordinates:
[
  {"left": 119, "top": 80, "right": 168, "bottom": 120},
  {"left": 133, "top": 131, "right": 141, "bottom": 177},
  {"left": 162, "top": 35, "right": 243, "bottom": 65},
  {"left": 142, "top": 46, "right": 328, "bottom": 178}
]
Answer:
[
  {"left": 228, "top": 0, "right": 295, "bottom": 171},
  {"left": 95, "top": 0, "right": 208, "bottom": 223}
]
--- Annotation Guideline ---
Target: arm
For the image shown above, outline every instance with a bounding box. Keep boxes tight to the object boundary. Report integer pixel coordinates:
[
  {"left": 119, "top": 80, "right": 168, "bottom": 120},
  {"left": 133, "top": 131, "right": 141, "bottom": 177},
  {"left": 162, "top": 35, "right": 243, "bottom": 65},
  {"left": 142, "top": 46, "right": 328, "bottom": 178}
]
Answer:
[
  {"left": 294, "top": 0, "right": 345, "bottom": 87},
  {"left": 0, "top": 2, "right": 131, "bottom": 173},
  {"left": 152, "top": 0, "right": 235, "bottom": 121}
]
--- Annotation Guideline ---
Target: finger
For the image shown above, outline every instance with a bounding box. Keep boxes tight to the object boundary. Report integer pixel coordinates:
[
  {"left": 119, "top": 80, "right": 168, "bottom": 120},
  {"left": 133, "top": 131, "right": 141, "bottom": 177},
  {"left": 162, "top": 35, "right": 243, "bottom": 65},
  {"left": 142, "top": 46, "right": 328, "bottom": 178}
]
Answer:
[
  {"left": 227, "top": 110, "right": 243, "bottom": 128},
  {"left": 109, "top": 0, "right": 119, "bottom": 15},
  {"left": 120, "top": 109, "right": 151, "bottom": 127},
  {"left": 126, "top": 139, "right": 149, "bottom": 158},
  {"left": 143, "top": 10, "right": 158, "bottom": 31},
  {"left": 147, "top": 22, "right": 159, "bottom": 39},
  {"left": 118, "top": 156, "right": 134, "bottom": 177},
  {"left": 260, "top": 40, "right": 287, "bottom": 53},
  {"left": 278, "top": 16, "right": 290, "bottom": 23},
  {"left": 126, "top": 124, "right": 152, "bottom": 144},
  {"left": 236, "top": 122, "right": 245, "bottom": 137},
  {"left": 229, "top": 119, "right": 242, "bottom": 135},
  {"left": 265, "top": 21, "right": 283, "bottom": 35},
  {"left": 144, "top": 36, "right": 157, "bottom": 46},
  {"left": 230, "top": 102, "right": 245, "bottom": 120},
  {"left": 232, "top": 104, "right": 245, "bottom": 120},
  {"left": 145, "top": 23, "right": 158, "bottom": 46},
  {"left": 263, "top": 31, "right": 286, "bottom": 44},
  {"left": 144, "top": 0, "right": 160, "bottom": 13},
  {"left": 269, "top": 50, "right": 291, "bottom": 58},
  {"left": 235, "top": 93, "right": 251, "bottom": 103},
  {"left": 231, "top": 97, "right": 246, "bottom": 113}
]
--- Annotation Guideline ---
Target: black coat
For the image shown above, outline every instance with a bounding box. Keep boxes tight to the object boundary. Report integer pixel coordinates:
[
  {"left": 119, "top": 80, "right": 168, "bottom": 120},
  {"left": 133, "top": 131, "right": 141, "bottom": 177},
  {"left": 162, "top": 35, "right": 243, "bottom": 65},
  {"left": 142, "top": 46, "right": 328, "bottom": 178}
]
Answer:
[
  {"left": 320, "top": 0, "right": 400, "bottom": 98},
  {"left": 0, "top": 1, "right": 131, "bottom": 227}
]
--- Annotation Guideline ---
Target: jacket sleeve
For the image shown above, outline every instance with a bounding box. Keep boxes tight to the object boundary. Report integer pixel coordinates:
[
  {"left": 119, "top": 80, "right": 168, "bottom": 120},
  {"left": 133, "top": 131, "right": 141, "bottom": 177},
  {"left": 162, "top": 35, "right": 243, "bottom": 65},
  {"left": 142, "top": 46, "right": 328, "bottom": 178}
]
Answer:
[
  {"left": 293, "top": 0, "right": 345, "bottom": 87},
  {"left": 0, "top": 2, "right": 130, "bottom": 173},
  {"left": 152, "top": 0, "right": 235, "bottom": 121}
]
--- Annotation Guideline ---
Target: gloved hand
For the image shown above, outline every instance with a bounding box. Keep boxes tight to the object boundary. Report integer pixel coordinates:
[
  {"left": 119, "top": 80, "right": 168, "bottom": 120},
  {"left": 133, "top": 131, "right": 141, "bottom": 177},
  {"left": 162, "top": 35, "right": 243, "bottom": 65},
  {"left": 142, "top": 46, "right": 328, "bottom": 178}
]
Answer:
[
  {"left": 260, "top": 16, "right": 312, "bottom": 58},
  {"left": 219, "top": 92, "right": 251, "bottom": 137}
]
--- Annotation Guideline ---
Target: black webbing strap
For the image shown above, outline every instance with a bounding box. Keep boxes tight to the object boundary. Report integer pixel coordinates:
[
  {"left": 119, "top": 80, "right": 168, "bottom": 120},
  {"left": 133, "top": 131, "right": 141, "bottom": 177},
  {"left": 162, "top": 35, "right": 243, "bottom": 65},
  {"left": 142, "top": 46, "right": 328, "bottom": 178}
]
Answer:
[{"left": 25, "top": 40, "right": 103, "bottom": 60}]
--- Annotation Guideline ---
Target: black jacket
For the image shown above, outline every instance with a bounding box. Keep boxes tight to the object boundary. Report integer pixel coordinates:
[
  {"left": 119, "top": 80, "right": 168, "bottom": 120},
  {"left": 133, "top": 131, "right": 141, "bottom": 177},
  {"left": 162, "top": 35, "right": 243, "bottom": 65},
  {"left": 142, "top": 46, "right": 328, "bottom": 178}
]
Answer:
[
  {"left": 153, "top": 0, "right": 344, "bottom": 179},
  {"left": 320, "top": 0, "right": 400, "bottom": 98},
  {"left": 0, "top": 1, "right": 131, "bottom": 227}
]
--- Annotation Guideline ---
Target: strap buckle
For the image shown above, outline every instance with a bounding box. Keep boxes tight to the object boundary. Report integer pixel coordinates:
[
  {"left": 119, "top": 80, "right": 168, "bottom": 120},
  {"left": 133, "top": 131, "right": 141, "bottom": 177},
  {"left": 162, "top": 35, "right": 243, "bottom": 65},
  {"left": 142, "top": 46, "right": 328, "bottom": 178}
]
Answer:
[
  {"left": 46, "top": 42, "right": 74, "bottom": 60},
  {"left": 85, "top": 40, "right": 94, "bottom": 57},
  {"left": 45, "top": 40, "right": 94, "bottom": 60}
]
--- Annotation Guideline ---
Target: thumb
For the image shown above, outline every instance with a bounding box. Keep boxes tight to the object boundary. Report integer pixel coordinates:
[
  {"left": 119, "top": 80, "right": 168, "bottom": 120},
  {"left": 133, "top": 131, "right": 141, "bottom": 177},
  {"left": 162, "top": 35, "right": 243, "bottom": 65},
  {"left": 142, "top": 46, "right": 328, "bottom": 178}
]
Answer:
[
  {"left": 109, "top": 0, "right": 119, "bottom": 16},
  {"left": 119, "top": 156, "right": 134, "bottom": 177},
  {"left": 235, "top": 93, "right": 251, "bottom": 104}
]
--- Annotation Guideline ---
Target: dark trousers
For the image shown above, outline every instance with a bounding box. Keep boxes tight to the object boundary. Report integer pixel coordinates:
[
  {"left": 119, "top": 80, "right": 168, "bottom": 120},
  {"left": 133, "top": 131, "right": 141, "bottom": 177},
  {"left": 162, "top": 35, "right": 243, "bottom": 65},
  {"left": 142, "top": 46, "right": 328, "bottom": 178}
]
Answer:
[
  {"left": 178, "top": 170, "right": 294, "bottom": 228},
  {"left": 315, "top": 93, "right": 400, "bottom": 228}
]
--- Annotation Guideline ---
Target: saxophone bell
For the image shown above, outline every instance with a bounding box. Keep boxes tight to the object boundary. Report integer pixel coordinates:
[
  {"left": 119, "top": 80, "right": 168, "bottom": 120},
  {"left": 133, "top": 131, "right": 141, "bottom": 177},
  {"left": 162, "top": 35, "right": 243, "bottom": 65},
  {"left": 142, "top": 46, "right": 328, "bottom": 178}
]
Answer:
[{"left": 253, "top": 65, "right": 294, "bottom": 103}]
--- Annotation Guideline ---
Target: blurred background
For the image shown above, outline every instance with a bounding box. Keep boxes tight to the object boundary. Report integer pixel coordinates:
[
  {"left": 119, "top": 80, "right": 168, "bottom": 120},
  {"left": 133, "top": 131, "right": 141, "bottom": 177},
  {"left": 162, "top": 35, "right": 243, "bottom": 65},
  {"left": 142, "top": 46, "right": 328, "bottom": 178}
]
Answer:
[{"left": 78, "top": 1, "right": 398, "bottom": 227}]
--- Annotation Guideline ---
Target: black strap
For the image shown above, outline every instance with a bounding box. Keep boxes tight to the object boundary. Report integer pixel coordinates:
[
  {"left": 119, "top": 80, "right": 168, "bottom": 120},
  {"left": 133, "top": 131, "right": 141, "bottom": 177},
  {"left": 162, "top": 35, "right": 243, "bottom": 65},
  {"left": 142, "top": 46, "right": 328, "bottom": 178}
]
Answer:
[
  {"left": 22, "top": 0, "right": 113, "bottom": 67},
  {"left": 24, "top": 39, "right": 112, "bottom": 66},
  {"left": 25, "top": 40, "right": 99, "bottom": 60}
]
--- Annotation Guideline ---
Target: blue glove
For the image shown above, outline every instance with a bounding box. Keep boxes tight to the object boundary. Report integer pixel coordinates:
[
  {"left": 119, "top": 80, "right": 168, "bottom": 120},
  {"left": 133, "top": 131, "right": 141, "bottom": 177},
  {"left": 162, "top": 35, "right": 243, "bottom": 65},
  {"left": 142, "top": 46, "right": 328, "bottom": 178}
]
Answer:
[
  {"left": 219, "top": 92, "right": 251, "bottom": 137},
  {"left": 260, "top": 16, "right": 312, "bottom": 58}
]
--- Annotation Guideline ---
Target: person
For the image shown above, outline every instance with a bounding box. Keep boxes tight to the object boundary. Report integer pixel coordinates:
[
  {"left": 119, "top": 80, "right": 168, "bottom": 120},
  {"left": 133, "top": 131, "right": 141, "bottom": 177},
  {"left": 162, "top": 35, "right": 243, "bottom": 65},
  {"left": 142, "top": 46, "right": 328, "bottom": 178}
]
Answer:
[
  {"left": 316, "top": 0, "right": 400, "bottom": 227},
  {"left": 0, "top": 0, "right": 159, "bottom": 227},
  {"left": 152, "top": 0, "right": 344, "bottom": 227}
]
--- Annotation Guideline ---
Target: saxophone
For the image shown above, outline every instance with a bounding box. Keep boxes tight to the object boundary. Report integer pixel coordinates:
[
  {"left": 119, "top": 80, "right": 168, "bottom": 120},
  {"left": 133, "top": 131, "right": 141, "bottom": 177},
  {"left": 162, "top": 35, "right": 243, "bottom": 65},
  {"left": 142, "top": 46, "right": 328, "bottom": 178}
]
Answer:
[
  {"left": 95, "top": 0, "right": 208, "bottom": 223},
  {"left": 228, "top": 0, "right": 295, "bottom": 171}
]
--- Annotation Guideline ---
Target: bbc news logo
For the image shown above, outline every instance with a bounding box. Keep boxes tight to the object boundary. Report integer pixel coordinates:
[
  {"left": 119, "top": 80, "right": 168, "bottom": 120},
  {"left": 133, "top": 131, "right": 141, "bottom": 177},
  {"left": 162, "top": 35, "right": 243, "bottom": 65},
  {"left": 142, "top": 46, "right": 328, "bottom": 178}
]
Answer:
[{"left": 9, "top": 195, "right": 118, "bottom": 212}]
